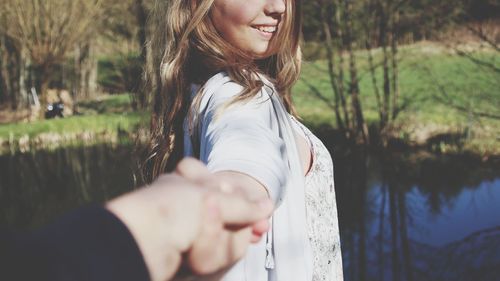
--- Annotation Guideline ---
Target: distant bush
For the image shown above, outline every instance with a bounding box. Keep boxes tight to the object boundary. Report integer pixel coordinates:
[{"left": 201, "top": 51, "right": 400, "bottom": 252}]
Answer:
[
  {"left": 302, "top": 41, "right": 329, "bottom": 61},
  {"left": 98, "top": 53, "right": 142, "bottom": 94}
]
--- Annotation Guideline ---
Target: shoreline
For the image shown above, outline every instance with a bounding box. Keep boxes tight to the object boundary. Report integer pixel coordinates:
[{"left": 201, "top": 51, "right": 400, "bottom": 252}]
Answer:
[{"left": 1, "top": 127, "right": 498, "bottom": 167}]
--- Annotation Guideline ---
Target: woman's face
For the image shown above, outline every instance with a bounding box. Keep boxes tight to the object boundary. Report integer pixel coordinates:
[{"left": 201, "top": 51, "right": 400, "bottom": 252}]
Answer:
[{"left": 210, "top": 0, "right": 286, "bottom": 58}]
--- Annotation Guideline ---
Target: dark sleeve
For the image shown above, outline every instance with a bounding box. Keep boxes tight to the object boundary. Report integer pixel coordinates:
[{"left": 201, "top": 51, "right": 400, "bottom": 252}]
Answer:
[{"left": 0, "top": 205, "right": 150, "bottom": 281}]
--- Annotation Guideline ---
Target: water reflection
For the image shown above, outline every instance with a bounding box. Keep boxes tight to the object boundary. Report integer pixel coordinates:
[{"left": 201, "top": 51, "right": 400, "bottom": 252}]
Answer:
[
  {"left": 1, "top": 144, "right": 499, "bottom": 280},
  {"left": 334, "top": 148, "right": 500, "bottom": 281},
  {"left": 0, "top": 144, "right": 136, "bottom": 230}
]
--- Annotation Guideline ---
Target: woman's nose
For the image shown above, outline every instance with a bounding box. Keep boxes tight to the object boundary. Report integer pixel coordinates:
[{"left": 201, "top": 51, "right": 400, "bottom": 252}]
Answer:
[{"left": 264, "top": 0, "right": 286, "bottom": 16}]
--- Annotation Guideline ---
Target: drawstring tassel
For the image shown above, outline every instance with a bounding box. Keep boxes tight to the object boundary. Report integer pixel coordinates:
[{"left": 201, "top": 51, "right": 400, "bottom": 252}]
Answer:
[
  {"left": 265, "top": 217, "right": 275, "bottom": 269},
  {"left": 265, "top": 241, "right": 275, "bottom": 269}
]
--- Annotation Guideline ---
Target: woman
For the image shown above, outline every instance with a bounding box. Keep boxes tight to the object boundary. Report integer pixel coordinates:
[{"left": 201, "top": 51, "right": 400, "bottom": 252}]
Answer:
[{"left": 145, "top": 0, "right": 343, "bottom": 280}]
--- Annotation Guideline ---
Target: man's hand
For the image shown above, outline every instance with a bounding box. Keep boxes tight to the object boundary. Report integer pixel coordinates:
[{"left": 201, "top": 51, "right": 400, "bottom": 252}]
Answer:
[{"left": 106, "top": 158, "right": 273, "bottom": 281}]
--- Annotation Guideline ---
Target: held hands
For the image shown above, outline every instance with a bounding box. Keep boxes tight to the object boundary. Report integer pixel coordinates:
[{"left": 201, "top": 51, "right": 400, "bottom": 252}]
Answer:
[{"left": 106, "top": 158, "right": 273, "bottom": 281}]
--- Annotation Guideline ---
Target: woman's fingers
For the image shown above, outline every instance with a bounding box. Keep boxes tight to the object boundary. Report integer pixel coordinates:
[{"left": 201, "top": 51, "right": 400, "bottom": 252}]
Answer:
[
  {"left": 174, "top": 158, "right": 274, "bottom": 274},
  {"left": 176, "top": 158, "right": 274, "bottom": 226},
  {"left": 188, "top": 194, "right": 254, "bottom": 275},
  {"left": 250, "top": 219, "right": 270, "bottom": 243},
  {"left": 215, "top": 192, "right": 273, "bottom": 225},
  {"left": 187, "top": 195, "right": 229, "bottom": 275}
]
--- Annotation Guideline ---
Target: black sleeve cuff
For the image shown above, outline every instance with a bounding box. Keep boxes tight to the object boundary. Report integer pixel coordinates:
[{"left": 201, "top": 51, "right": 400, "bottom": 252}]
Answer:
[{"left": 23, "top": 205, "right": 150, "bottom": 281}]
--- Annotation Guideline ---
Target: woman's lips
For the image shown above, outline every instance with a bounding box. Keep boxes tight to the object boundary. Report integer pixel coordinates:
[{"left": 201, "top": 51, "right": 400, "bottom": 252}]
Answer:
[{"left": 251, "top": 25, "right": 277, "bottom": 40}]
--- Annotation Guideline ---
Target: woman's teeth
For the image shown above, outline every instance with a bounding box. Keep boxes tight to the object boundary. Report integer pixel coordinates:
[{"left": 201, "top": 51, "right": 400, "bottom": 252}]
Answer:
[{"left": 254, "top": 26, "right": 276, "bottom": 33}]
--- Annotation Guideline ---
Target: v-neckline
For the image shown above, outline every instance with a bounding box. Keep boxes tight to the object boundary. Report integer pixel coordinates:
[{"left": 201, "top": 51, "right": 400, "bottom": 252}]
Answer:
[{"left": 290, "top": 116, "right": 315, "bottom": 178}]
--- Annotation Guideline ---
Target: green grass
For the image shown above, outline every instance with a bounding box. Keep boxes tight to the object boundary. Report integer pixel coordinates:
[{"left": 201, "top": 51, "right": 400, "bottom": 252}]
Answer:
[
  {"left": 1, "top": 42, "right": 498, "bottom": 154},
  {"left": 77, "top": 94, "right": 134, "bottom": 114},
  {"left": 0, "top": 113, "right": 144, "bottom": 139},
  {"left": 0, "top": 94, "right": 147, "bottom": 141},
  {"left": 293, "top": 42, "right": 500, "bottom": 153}
]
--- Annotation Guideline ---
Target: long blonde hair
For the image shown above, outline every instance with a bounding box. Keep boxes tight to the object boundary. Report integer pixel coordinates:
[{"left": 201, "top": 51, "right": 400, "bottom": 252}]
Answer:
[{"left": 143, "top": 0, "right": 303, "bottom": 182}]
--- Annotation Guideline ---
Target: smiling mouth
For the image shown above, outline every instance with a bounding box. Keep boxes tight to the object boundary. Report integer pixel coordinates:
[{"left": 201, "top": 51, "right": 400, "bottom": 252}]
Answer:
[{"left": 251, "top": 25, "right": 277, "bottom": 34}]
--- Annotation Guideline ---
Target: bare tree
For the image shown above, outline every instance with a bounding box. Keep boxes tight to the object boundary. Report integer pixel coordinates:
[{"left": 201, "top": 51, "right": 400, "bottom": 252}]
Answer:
[
  {"left": 1, "top": 0, "right": 102, "bottom": 118},
  {"left": 133, "top": 0, "right": 149, "bottom": 109},
  {"left": 147, "top": 0, "right": 169, "bottom": 119},
  {"left": 96, "top": 0, "right": 155, "bottom": 110},
  {"left": 311, "top": 0, "right": 370, "bottom": 144},
  {"left": 0, "top": 35, "right": 15, "bottom": 107},
  {"left": 72, "top": 41, "right": 99, "bottom": 102},
  {"left": 311, "top": 0, "right": 406, "bottom": 144},
  {"left": 318, "top": 0, "right": 347, "bottom": 132},
  {"left": 371, "top": 0, "right": 403, "bottom": 130},
  {"left": 343, "top": 0, "right": 369, "bottom": 144}
]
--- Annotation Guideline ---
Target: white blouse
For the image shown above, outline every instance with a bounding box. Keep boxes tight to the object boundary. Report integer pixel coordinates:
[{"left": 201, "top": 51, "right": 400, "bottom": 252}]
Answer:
[{"left": 184, "top": 72, "right": 342, "bottom": 281}]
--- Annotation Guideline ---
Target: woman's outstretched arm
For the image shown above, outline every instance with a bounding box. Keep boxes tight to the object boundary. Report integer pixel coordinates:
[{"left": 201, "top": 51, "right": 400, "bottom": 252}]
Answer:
[{"left": 197, "top": 81, "right": 289, "bottom": 206}]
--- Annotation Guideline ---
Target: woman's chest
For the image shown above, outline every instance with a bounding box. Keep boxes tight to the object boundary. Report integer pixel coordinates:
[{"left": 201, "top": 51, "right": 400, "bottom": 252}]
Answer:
[
  {"left": 292, "top": 120, "right": 343, "bottom": 280},
  {"left": 290, "top": 117, "right": 336, "bottom": 216}
]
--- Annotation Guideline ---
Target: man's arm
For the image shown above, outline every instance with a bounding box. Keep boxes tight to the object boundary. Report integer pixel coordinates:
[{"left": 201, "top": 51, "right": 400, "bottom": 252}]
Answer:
[
  {"left": 0, "top": 158, "right": 273, "bottom": 281},
  {"left": 0, "top": 205, "right": 150, "bottom": 281}
]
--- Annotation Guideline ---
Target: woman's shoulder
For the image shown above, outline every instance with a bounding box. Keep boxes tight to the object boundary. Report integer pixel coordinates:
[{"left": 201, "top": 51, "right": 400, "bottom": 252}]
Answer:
[
  {"left": 203, "top": 72, "right": 244, "bottom": 100},
  {"left": 195, "top": 71, "right": 272, "bottom": 112}
]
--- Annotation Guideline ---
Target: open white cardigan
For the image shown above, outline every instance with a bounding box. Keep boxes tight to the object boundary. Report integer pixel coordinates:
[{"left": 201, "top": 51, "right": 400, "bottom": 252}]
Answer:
[{"left": 184, "top": 72, "right": 313, "bottom": 281}]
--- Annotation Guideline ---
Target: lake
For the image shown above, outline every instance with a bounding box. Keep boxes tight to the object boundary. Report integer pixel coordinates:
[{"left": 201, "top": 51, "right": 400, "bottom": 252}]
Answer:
[{"left": 1, "top": 143, "right": 499, "bottom": 281}]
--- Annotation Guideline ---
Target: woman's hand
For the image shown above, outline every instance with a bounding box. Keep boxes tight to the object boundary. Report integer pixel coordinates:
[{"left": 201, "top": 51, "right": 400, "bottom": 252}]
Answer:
[{"left": 106, "top": 158, "right": 273, "bottom": 281}]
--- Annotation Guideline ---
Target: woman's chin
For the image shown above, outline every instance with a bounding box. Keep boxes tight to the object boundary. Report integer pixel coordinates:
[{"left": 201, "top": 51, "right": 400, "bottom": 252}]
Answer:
[
  {"left": 241, "top": 43, "right": 275, "bottom": 59},
  {"left": 250, "top": 48, "right": 277, "bottom": 60}
]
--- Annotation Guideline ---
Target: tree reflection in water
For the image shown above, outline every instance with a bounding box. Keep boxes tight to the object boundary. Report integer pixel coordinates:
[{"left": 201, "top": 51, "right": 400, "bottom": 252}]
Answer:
[
  {"left": 0, "top": 144, "right": 136, "bottom": 230},
  {"left": 334, "top": 147, "right": 500, "bottom": 281},
  {"left": 1, "top": 144, "right": 500, "bottom": 280}
]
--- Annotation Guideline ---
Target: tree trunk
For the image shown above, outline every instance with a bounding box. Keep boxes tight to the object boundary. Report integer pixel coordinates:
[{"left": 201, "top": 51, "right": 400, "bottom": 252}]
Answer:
[
  {"left": 38, "top": 81, "right": 49, "bottom": 119},
  {"left": 366, "top": 41, "right": 383, "bottom": 123},
  {"left": 344, "top": 0, "right": 369, "bottom": 144},
  {"left": 379, "top": 4, "right": 391, "bottom": 129},
  {"left": 134, "top": 0, "right": 148, "bottom": 109},
  {"left": 334, "top": 0, "right": 351, "bottom": 132},
  {"left": 148, "top": 0, "right": 169, "bottom": 119},
  {"left": 319, "top": 0, "right": 345, "bottom": 132},
  {"left": 0, "top": 36, "right": 11, "bottom": 106},
  {"left": 356, "top": 151, "right": 368, "bottom": 281},
  {"left": 389, "top": 183, "right": 401, "bottom": 281},
  {"left": 0, "top": 35, "right": 23, "bottom": 110},
  {"left": 390, "top": 10, "right": 400, "bottom": 121},
  {"left": 75, "top": 42, "right": 98, "bottom": 102},
  {"left": 20, "top": 55, "right": 30, "bottom": 109},
  {"left": 378, "top": 185, "right": 387, "bottom": 281},
  {"left": 363, "top": 0, "right": 384, "bottom": 125},
  {"left": 398, "top": 189, "right": 414, "bottom": 281},
  {"left": 36, "top": 64, "right": 51, "bottom": 119}
]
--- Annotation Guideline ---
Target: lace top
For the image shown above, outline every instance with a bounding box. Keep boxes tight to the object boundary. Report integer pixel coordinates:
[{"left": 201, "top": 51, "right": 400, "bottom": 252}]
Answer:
[{"left": 291, "top": 117, "right": 344, "bottom": 281}]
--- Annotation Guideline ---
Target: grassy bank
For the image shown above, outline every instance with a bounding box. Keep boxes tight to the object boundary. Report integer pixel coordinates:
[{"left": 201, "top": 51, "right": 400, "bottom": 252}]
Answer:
[
  {"left": 0, "top": 95, "right": 147, "bottom": 154},
  {"left": 294, "top": 42, "right": 499, "bottom": 155},
  {"left": 0, "top": 42, "right": 498, "bottom": 155},
  {"left": 0, "top": 112, "right": 143, "bottom": 139}
]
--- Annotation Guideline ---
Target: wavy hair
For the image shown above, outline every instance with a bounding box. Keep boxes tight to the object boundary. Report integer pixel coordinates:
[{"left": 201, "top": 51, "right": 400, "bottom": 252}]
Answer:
[{"left": 143, "top": 0, "right": 303, "bottom": 182}]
